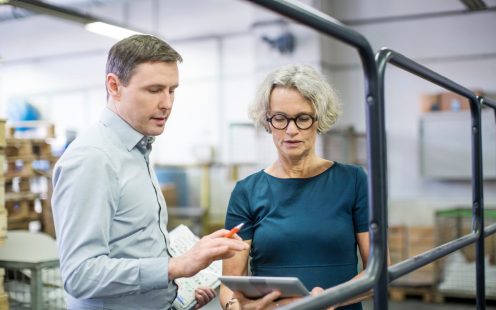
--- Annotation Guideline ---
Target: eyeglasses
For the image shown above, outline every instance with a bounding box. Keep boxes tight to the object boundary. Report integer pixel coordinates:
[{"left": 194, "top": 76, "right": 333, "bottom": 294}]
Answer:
[{"left": 266, "top": 113, "right": 318, "bottom": 130}]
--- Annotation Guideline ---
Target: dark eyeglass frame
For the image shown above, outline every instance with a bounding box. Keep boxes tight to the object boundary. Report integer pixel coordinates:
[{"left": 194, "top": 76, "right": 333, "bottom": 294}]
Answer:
[{"left": 266, "top": 113, "right": 318, "bottom": 130}]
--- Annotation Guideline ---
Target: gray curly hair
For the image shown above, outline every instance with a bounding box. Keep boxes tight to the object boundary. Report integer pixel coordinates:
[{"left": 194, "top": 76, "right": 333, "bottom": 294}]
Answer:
[{"left": 249, "top": 64, "right": 341, "bottom": 134}]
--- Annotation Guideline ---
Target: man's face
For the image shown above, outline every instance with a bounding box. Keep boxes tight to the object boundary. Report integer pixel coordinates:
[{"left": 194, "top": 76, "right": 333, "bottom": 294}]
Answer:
[{"left": 110, "top": 61, "right": 179, "bottom": 136}]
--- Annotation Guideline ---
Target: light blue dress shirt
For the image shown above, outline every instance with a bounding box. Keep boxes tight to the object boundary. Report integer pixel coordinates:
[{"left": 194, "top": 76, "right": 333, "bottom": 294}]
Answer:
[{"left": 52, "top": 108, "right": 177, "bottom": 309}]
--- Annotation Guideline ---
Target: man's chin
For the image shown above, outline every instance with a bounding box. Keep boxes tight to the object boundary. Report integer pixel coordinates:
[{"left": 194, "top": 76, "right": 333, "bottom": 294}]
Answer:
[{"left": 143, "top": 127, "right": 166, "bottom": 137}]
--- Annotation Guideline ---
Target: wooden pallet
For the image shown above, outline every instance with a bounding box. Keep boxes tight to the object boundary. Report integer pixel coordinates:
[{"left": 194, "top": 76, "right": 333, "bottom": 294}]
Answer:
[
  {"left": 389, "top": 285, "right": 434, "bottom": 303},
  {"left": 0, "top": 210, "right": 6, "bottom": 247},
  {"left": 434, "top": 290, "right": 496, "bottom": 303},
  {"left": 389, "top": 273, "right": 435, "bottom": 302},
  {"left": 5, "top": 193, "right": 41, "bottom": 226},
  {"left": 0, "top": 292, "right": 8, "bottom": 310}
]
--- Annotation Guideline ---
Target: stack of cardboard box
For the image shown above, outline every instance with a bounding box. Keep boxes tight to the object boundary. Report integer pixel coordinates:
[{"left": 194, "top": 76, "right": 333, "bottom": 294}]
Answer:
[
  {"left": 0, "top": 119, "right": 8, "bottom": 309},
  {"left": 4, "top": 138, "right": 41, "bottom": 231},
  {"left": 0, "top": 120, "right": 6, "bottom": 246},
  {"left": 0, "top": 267, "right": 7, "bottom": 310},
  {"left": 388, "top": 225, "right": 435, "bottom": 302},
  {"left": 420, "top": 90, "right": 488, "bottom": 113},
  {"left": 4, "top": 128, "right": 56, "bottom": 237}
]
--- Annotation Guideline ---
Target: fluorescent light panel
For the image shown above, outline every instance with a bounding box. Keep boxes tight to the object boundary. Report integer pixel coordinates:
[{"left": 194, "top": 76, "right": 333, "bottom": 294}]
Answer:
[
  {"left": 6, "top": 0, "right": 143, "bottom": 40},
  {"left": 85, "top": 22, "right": 142, "bottom": 40}
]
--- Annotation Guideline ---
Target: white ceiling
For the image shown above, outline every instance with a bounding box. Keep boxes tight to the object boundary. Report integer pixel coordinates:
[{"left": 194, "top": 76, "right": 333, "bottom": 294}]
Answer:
[
  {"left": 1, "top": 0, "right": 495, "bottom": 63},
  {"left": 328, "top": 0, "right": 496, "bottom": 20},
  {"left": 2, "top": 0, "right": 496, "bottom": 24}
]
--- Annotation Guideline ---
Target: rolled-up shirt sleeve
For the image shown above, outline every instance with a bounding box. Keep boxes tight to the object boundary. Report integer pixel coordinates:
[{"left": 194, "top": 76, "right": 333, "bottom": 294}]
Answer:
[{"left": 52, "top": 146, "right": 169, "bottom": 299}]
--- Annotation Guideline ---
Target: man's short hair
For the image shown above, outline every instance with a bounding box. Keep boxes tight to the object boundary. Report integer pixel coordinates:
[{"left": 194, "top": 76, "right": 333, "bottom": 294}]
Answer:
[{"left": 106, "top": 34, "right": 183, "bottom": 86}]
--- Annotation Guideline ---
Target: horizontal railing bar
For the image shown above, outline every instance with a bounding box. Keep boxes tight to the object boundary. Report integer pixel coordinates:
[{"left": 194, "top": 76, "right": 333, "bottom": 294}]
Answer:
[
  {"left": 389, "top": 233, "right": 477, "bottom": 281},
  {"left": 379, "top": 48, "right": 477, "bottom": 102},
  {"left": 482, "top": 96, "right": 496, "bottom": 110},
  {"left": 390, "top": 223, "right": 496, "bottom": 282},
  {"left": 485, "top": 222, "right": 496, "bottom": 237},
  {"left": 281, "top": 270, "right": 374, "bottom": 310}
]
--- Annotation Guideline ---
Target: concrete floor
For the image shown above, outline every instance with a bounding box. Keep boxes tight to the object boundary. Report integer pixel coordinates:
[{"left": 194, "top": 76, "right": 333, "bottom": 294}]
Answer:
[
  {"left": 203, "top": 297, "right": 496, "bottom": 309},
  {"left": 364, "top": 299, "right": 496, "bottom": 310}
]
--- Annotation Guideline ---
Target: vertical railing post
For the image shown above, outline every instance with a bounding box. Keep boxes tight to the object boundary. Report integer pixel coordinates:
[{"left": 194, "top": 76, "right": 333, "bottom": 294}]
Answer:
[
  {"left": 373, "top": 50, "right": 391, "bottom": 310},
  {"left": 473, "top": 96, "right": 485, "bottom": 310}
]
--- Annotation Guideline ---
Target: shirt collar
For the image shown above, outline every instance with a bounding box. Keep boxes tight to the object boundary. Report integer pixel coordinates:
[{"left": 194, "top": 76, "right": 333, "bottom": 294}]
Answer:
[{"left": 100, "top": 108, "right": 155, "bottom": 152}]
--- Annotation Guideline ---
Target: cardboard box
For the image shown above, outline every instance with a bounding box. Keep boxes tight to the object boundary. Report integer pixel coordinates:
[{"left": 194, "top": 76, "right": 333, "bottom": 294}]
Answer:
[
  {"left": 408, "top": 227, "right": 434, "bottom": 247},
  {"left": 420, "top": 94, "right": 440, "bottom": 113},
  {"left": 0, "top": 292, "right": 8, "bottom": 310},
  {"left": 388, "top": 225, "right": 435, "bottom": 285},
  {"left": 161, "top": 183, "right": 177, "bottom": 207},
  {"left": 388, "top": 226, "right": 407, "bottom": 264},
  {"left": 5, "top": 138, "right": 33, "bottom": 157},
  {"left": 0, "top": 210, "right": 6, "bottom": 247},
  {"left": 439, "top": 93, "right": 470, "bottom": 111},
  {"left": 0, "top": 119, "right": 5, "bottom": 148},
  {"left": 420, "top": 90, "right": 485, "bottom": 113},
  {"left": 0, "top": 268, "right": 4, "bottom": 294},
  {"left": 408, "top": 227, "right": 435, "bottom": 276}
]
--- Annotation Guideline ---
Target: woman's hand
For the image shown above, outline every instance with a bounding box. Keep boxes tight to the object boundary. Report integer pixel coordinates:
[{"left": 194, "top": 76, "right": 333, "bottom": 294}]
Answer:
[
  {"left": 311, "top": 287, "right": 335, "bottom": 310},
  {"left": 232, "top": 290, "right": 303, "bottom": 310},
  {"left": 194, "top": 287, "right": 216, "bottom": 309},
  {"left": 233, "top": 290, "right": 281, "bottom": 309}
]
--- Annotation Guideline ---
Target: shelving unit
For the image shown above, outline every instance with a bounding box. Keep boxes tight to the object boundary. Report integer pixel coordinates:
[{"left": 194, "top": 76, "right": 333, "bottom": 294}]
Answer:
[
  {"left": 322, "top": 126, "right": 367, "bottom": 168},
  {"left": 0, "top": 119, "right": 8, "bottom": 310},
  {"left": 4, "top": 123, "right": 57, "bottom": 238},
  {"left": 435, "top": 208, "right": 496, "bottom": 301},
  {"left": 0, "top": 119, "right": 6, "bottom": 247},
  {"left": 419, "top": 109, "right": 496, "bottom": 180},
  {"left": 0, "top": 231, "right": 64, "bottom": 310}
]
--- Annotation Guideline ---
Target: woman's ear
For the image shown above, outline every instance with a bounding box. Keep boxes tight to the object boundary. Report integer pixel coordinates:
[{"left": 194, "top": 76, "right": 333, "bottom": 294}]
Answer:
[{"left": 106, "top": 73, "right": 120, "bottom": 99}]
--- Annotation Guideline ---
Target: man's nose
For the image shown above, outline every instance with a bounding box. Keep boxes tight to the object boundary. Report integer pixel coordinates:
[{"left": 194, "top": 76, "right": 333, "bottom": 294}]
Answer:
[{"left": 159, "top": 92, "right": 173, "bottom": 109}]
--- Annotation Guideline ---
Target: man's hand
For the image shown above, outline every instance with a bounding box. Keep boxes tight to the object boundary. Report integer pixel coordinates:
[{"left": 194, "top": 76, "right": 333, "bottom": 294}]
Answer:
[
  {"left": 169, "top": 229, "right": 248, "bottom": 279},
  {"left": 193, "top": 287, "right": 216, "bottom": 309}
]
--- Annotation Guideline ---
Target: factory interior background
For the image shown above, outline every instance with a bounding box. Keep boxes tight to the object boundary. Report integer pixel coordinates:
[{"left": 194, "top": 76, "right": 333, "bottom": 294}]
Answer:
[{"left": 0, "top": 0, "right": 496, "bottom": 309}]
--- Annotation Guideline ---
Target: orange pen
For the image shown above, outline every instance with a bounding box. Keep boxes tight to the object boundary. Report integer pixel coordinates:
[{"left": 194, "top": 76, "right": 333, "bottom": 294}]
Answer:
[{"left": 224, "top": 222, "right": 245, "bottom": 238}]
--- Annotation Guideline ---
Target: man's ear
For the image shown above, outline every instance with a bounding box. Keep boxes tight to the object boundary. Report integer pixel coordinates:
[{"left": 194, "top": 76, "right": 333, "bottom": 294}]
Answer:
[{"left": 106, "top": 73, "right": 121, "bottom": 99}]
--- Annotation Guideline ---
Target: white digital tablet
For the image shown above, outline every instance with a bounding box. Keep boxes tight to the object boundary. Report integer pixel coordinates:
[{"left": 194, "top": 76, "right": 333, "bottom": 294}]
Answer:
[{"left": 219, "top": 276, "right": 310, "bottom": 299}]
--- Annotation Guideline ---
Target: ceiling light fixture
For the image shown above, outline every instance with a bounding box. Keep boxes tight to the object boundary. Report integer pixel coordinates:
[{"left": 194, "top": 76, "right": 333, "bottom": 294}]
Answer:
[
  {"left": 85, "top": 22, "right": 142, "bottom": 40},
  {"left": 460, "top": 0, "right": 488, "bottom": 10},
  {"left": 3, "top": 0, "right": 144, "bottom": 40}
]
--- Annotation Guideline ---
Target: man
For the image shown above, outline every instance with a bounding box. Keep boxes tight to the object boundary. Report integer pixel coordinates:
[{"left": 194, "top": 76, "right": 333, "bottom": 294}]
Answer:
[{"left": 52, "top": 35, "right": 248, "bottom": 309}]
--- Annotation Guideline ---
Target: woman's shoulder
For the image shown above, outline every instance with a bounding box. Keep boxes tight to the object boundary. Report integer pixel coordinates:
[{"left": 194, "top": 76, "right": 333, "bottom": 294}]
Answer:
[
  {"left": 235, "top": 169, "right": 266, "bottom": 187},
  {"left": 229, "top": 170, "right": 267, "bottom": 200},
  {"left": 330, "top": 162, "right": 367, "bottom": 178}
]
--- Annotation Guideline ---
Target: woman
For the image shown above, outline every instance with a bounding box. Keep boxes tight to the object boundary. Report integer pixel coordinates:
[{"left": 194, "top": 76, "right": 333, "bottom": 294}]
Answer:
[{"left": 220, "top": 64, "right": 370, "bottom": 310}]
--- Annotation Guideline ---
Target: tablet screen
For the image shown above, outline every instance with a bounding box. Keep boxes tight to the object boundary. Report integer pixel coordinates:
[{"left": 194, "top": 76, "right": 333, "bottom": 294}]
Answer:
[{"left": 219, "top": 276, "right": 310, "bottom": 299}]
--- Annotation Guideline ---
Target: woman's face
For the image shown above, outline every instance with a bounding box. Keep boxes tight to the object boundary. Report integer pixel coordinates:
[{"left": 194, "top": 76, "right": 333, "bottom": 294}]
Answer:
[{"left": 268, "top": 86, "right": 318, "bottom": 161}]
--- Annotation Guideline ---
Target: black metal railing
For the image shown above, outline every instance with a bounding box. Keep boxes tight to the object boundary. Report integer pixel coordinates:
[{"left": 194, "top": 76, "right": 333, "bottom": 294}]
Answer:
[
  {"left": 376, "top": 47, "right": 495, "bottom": 310},
  {"left": 245, "top": 0, "right": 496, "bottom": 309},
  {"left": 245, "top": 0, "right": 389, "bottom": 309}
]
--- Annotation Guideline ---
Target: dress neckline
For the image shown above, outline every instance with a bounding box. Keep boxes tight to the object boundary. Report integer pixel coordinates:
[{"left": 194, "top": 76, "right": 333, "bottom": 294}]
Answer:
[{"left": 262, "top": 161, "right": 338, "bottom": 181}]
